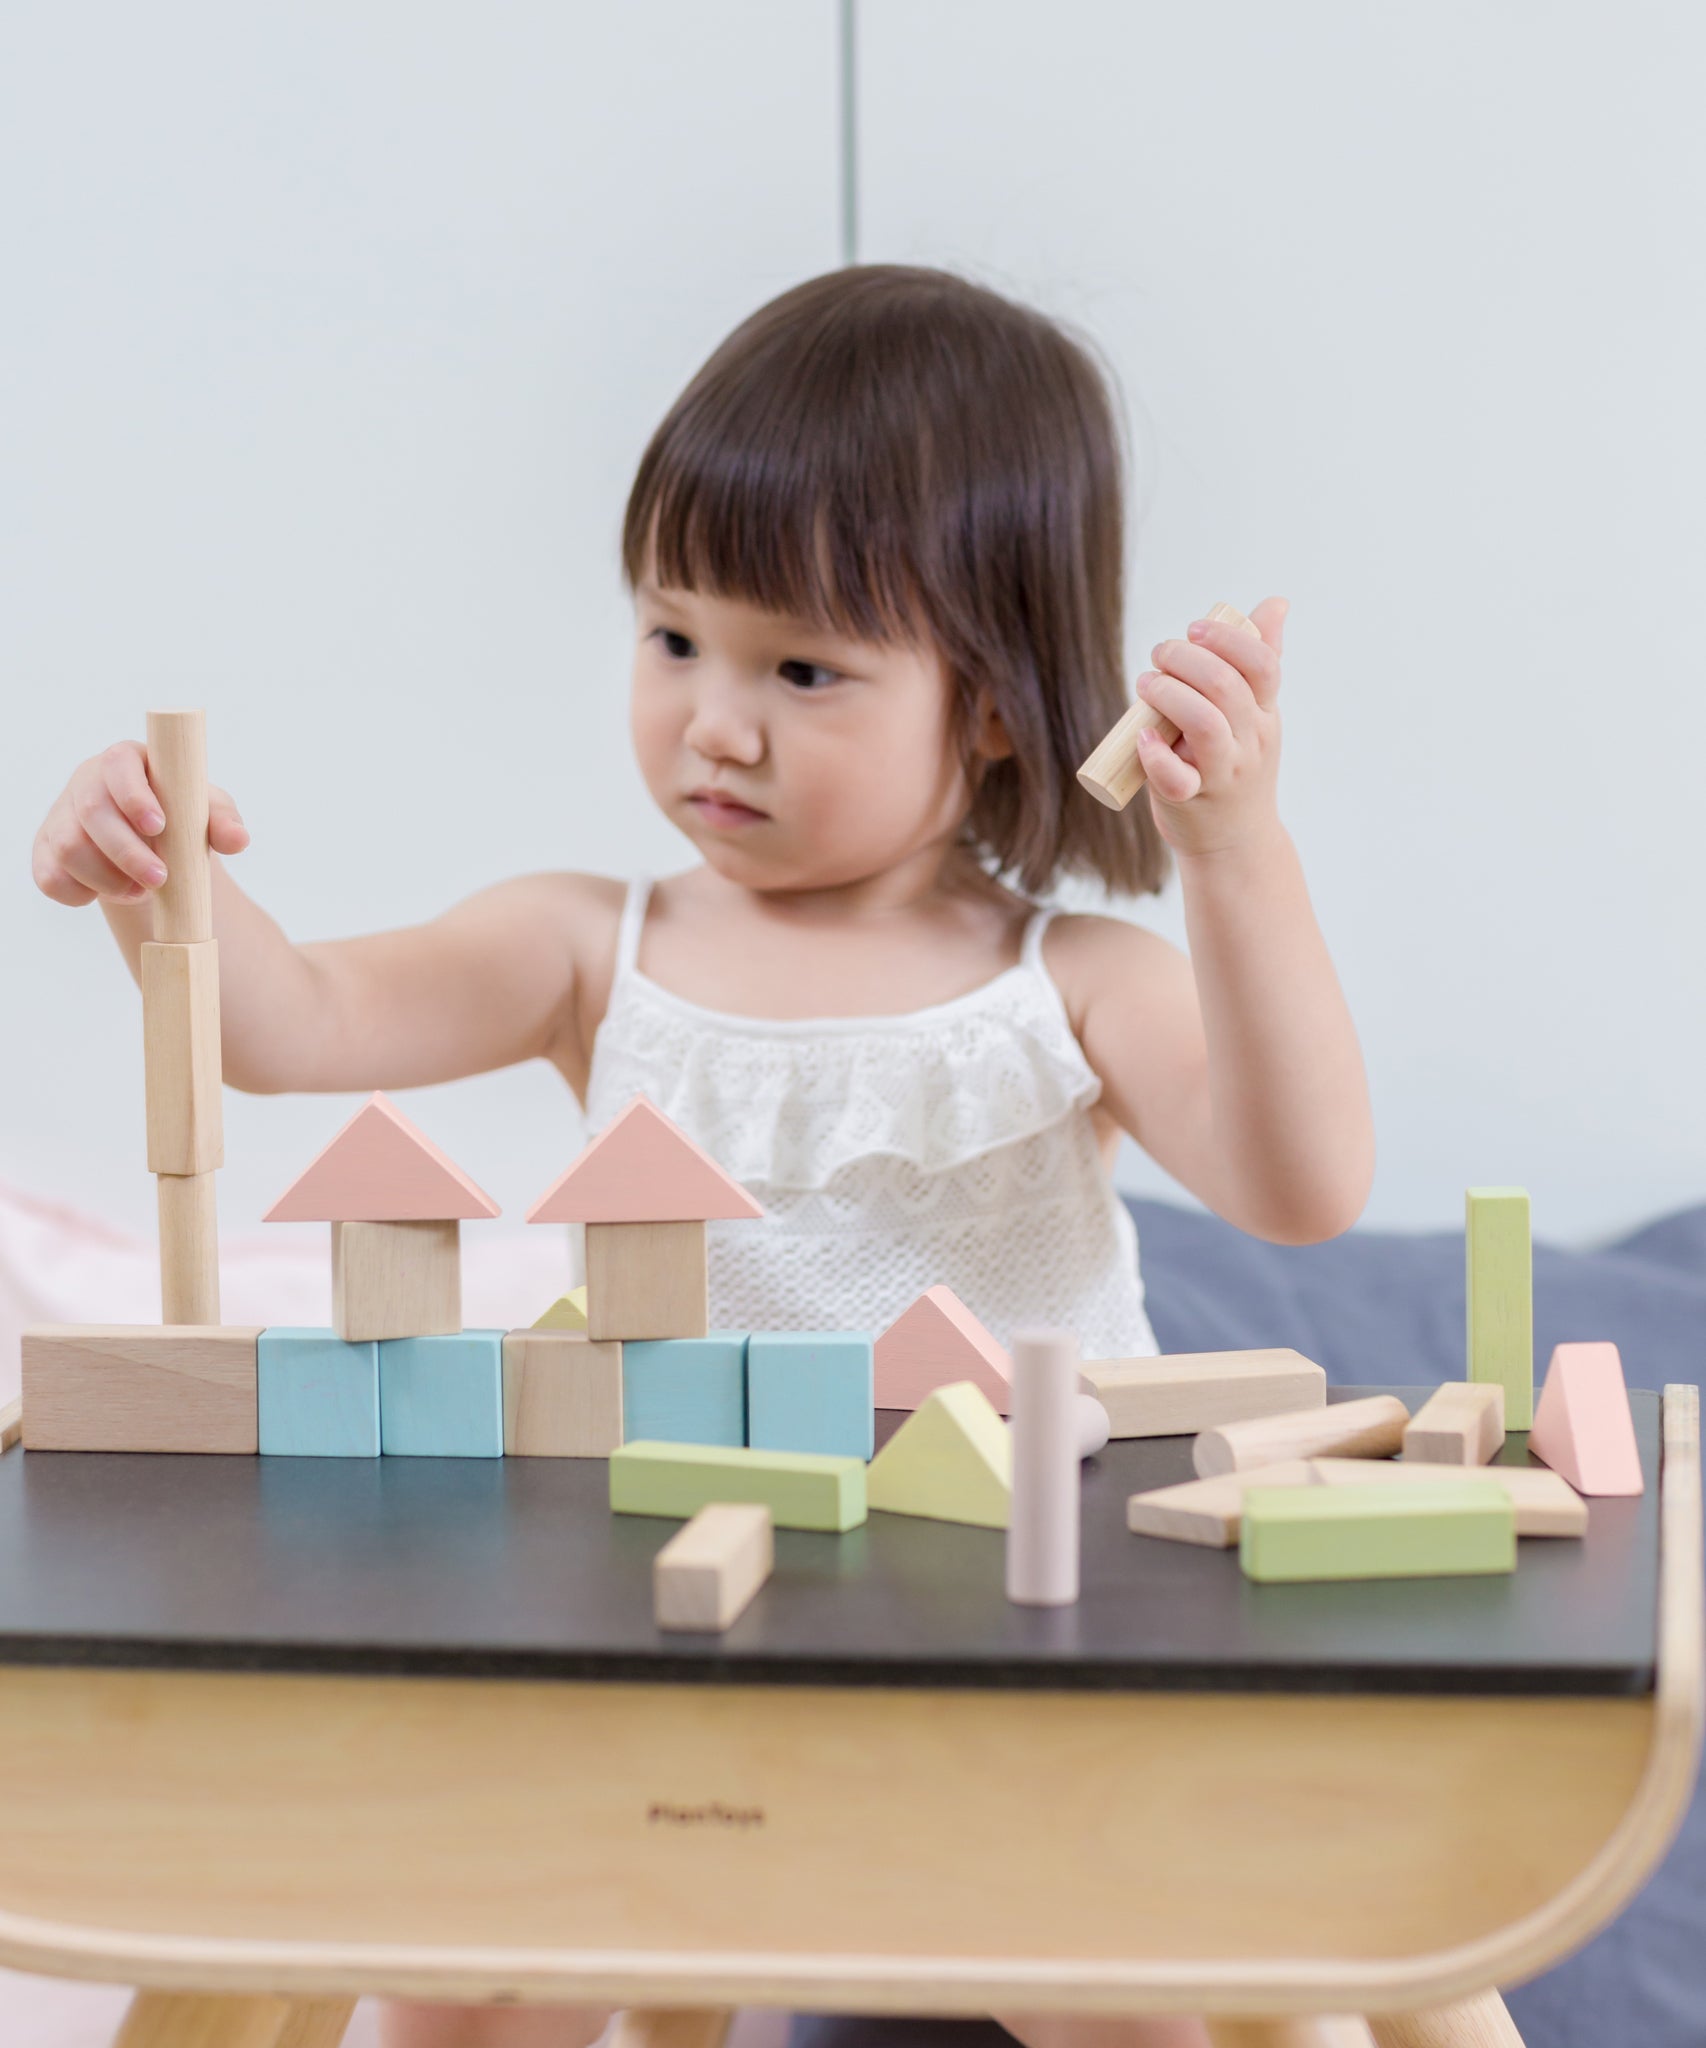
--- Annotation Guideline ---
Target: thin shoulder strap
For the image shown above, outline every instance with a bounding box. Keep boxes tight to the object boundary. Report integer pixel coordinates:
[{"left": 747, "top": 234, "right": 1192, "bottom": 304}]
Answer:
[
  {"left": 1019, "top": 899, "right": 1058, "bottom": 974},
  {"left": 612, "top": 876, "right": 654, "bottom": 980}
]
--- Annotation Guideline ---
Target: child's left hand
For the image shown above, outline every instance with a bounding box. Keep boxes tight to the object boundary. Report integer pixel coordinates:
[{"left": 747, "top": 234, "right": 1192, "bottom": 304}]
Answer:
[{"left": 1133, "top": 596, "right": 1289, "bottom": 859}]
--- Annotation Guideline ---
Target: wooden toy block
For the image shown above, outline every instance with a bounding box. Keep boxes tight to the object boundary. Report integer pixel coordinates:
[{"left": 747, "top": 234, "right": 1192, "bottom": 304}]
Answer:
[
  {"left": 748, "top": 1331, "right": 874, "bottom": 1459},
  {"left": 1193, "top": 1393, "right": 1409, "bottom": 1479},
  {"left": 1310, "top": 1456, "right": 1588, "bottom": 1536},
  {"left": 1528, "top": 1341, "right": 1644, "bottom": 1496},
  {"left": 1077, "top": 1392, "right": 1111, "bottom": 1458},
  {"left": 1466, "top": 1186, "right": 1533, "bottom": 1428},
  {"left": 1125, "top": 1460, "right": 1318, "bottom": 1548},
  {"left": 1077, "top": 601, "right": 1260, "bottom": 810},
  {"left": 1080, "top": 1348, "right": 1326, "bottom": 1440},
  {"left": 873, "top": 1285, "right": 1011, "bottom": 1413},
  {"left": 331, "top": 1219, "right": 461, "bottom": 1342},
  {"left": 528, "top": 1092, "right": 765, "bottom": 1224},
  {"left": 610, "top": 1440, "right": 866, "bottom": 1532},
  {"left": 653, "top": 1503, "right": 774, "bottom": 1632},
  {"left": 531, "top": 1286, "right": 589, "bottom": 1332},
  {"left": 502, "top": 1329, "right": 624, "bottom": 1456},
  {"left": 866, "top": 1381, "right": 1012, "bottom": 1529},
  {"left": 257, "top": 1328, "right": 380, "bottom": 1458},
  {"left": 1240, "top": 1479, "right": 1517, "bottom": 1584},
  {"left": 141, "top": 940, "right": 223, "bottom": 1175},
  {"left": 378, "top": 1330, "right": 505, "bottom": 1457},
  {"left": 1402, "top": 1380, "right": 1505, "bottom": 1465},
  {"left": 145, "top": 709, "right": 213, "bottom": 944},
  {"left": 0, "top": 1397, "right": 21, "bottom": 1453},
  {"left": 156, "top": 1170, "right": 221, "bottom": 1324},
  {"left": 1006, "top": 1327, "right": 1081, "bottom": 1606},
  {"left": 264, "top": 1092, "right": 499, "bottom": 1223},
  {"left": 586, "top": 1220, "right": 708, "bottom": 1341},
  {"left": 20, "top": 1324, "right": 261, "bottom": 1453},
  {"left": 622, "top": 1333, "right": 746, "bottom": 1448}
]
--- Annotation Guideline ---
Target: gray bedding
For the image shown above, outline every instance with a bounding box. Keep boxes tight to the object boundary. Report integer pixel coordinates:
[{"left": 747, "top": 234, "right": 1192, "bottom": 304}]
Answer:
[{"left": 790, "top": 1196, "right": 1706, "bottom": 2048}]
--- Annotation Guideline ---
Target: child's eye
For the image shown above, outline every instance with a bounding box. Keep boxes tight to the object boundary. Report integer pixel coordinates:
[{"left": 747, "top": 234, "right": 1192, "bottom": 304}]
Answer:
[
  {"left": 653, "top": 628, "right": 696, "bottom": 660},
  {"left": 778, "top": 659, "right": 839, "bottom": 692}
]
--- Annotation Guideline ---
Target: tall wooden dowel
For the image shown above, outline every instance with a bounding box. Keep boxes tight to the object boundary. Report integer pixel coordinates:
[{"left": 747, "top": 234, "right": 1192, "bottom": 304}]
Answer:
[{"left": 145, "top": 709, "right": 222, "bottom": 1325}]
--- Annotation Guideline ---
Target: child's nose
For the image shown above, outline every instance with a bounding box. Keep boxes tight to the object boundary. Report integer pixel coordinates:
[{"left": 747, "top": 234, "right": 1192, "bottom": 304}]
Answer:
[{"left": 683, "top": 672, "right": 765, "bottom": 764}]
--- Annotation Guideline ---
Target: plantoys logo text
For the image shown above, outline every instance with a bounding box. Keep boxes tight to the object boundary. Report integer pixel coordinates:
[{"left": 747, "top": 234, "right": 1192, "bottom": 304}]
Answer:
[{"left": 647, "top": 1800, "right": 765, "bottom": 1830}]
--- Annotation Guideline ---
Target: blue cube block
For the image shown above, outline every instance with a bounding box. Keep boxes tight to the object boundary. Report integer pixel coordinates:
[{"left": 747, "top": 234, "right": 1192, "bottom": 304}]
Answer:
[
  {"left": 747, "top": 1331, "right": 874, "bottom": 1459},
  {"left": 258, "top": 1327, "right": 381, "bottom": 1458},
  {"left": 623, "top": 1332, "right": 747, "bottom": 1447},
  {"left": 379, "top": 1330, "right": 504, "bottom": 1457}
]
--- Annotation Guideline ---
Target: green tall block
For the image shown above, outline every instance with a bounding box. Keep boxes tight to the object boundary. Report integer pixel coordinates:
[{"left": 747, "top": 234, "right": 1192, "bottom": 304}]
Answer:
[
  {"left": 1240, "top": 1480, "right": 1516, "bottom": 1584},
  {"left": 1466, "top": 1186, "right": 1533, "bottom": 1427},
  {"left": 609, "top": 1440, "right": 866, "bottom": 1532}
]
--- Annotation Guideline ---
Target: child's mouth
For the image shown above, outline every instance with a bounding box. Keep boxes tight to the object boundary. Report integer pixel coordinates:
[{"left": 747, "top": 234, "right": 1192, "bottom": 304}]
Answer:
[{"left": 687, "top": 792, "right": 768, "bottom": 828}]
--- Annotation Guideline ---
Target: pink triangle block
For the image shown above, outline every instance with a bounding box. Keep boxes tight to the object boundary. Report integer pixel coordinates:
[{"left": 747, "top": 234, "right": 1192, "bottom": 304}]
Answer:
[
  {"left": 1528, "top": 1342, "right": 1643, "bottom": 1497},
  {"left": 874, "top": 1285, "right": 1013, "bottom": 1415},
  {"left": 526, "top": 1093, "right": 765, "bottom": 1224},
  {"left": 263, "top": 1093, "right": 500, "bottom": 1222}
]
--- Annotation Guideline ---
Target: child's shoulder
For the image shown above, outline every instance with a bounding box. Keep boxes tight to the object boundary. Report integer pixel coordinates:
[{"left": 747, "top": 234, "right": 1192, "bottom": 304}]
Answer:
[{"left": 1037, "top": 907, "right": 1192, "bottom": 1039}]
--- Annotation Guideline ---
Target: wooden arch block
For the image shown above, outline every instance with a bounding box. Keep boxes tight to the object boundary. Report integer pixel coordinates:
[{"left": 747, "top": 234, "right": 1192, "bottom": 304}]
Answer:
[
  {"left": 1528, "top": 1342, "right": 1644, "bottom": 1496},
  {"left": 873, "top": 1285, "right": 1012, "bottom": 1414}
]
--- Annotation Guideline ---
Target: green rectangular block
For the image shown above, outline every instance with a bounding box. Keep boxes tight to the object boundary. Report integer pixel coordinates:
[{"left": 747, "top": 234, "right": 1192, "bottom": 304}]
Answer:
[
  {"left": 1240, "top": 1480, "right": 1516, "bottom": 1583},
  {"left": 609, "top": 1439, "right": 867, "bottom": 1532},
  {"left": 1466, "top": 1186, "right": 1533, "bottom": 1427}
]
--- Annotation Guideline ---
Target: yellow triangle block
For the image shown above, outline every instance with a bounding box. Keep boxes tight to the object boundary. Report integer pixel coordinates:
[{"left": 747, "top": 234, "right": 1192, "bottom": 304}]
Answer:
[
  {"left": 532, "top": 1286, "right": 588, "bottom": 1333},
  {"left": 867, "top": 1381, "right": 1012, "bottom": 1529}
]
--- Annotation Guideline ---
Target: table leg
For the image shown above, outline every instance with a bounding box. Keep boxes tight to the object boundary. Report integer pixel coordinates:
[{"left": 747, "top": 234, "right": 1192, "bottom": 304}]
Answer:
[
  {"left": 1368, "top": 1992, "right": 1525, "bottom": 2046},
  {"left": 113, "top": 1992, "right": 356, "bottom": 2048},
  {"left": 607, "top": 2012, "right": 735, "bottom": 2048},
  {"left": 1205, "top": 2024, "right": 1375, "bottom": 2047}
]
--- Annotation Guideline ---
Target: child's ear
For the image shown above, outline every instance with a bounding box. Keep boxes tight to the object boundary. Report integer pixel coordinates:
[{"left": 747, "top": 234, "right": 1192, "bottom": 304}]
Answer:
[{"left": 970, "top": 689, "right": 1015, "bottom": 762}]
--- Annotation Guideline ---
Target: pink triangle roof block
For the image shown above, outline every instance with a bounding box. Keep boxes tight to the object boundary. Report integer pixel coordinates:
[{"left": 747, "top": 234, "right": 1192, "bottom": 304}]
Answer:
[
  {"left": 875, "top": 1285, "right": 1013, "bottom": 1415},
  {"left": 1527, "top": 1341, "right": 1643, "bottom": 1497},
  {"left": 527, "top": 1093, "right": 765, "bottom": 1225},
  {"left": 263, "top": 1092, "right": 500, "bottom": 1223}
]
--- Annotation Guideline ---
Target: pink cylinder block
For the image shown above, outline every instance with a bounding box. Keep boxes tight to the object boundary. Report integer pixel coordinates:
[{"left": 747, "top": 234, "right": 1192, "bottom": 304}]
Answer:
[{"left": 1006, "top": 1327, "right": 1082, "bottom": 1606}]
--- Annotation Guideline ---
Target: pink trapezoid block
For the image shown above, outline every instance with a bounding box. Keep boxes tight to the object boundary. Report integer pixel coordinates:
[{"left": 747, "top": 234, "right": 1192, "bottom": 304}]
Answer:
[
  {"left": 526, "top": 1092, "right": 765, "bottom": 1225},
  {"left": 874, "top": 1284, "right": 1013, "bottom": 1415},
  {"left": 1527, "top": 1341, "right": 1644, "bottom": 1497},
  {"left": 263, "top": 1092, "right": 500, "bottom": 1223}
]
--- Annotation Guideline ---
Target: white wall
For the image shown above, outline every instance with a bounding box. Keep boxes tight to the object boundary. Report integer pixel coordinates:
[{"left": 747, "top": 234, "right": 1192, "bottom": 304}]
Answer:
[{"left": 3, "top": 2, "right": 1701, "bottom": 1248}]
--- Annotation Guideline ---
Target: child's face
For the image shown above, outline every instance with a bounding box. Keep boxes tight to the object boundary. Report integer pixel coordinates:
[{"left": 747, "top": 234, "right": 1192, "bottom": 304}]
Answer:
[{"left": 630, "top": 573, "right": 1006, "bottom": 893}]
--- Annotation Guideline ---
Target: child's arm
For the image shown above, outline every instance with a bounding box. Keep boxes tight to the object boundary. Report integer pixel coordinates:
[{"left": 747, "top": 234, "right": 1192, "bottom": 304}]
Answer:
[
  {"left": 1058, "top": 600, "right": 1376, "bottom": 1246},
  {"left": 33, "top": 738, "right": 586, "bottom": 1095}
]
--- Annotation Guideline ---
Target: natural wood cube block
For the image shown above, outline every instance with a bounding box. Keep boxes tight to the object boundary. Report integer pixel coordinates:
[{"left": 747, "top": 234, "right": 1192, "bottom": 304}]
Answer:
[
  {"left": 142, "top": 940, "right": 223, "bottom": 1175},
  {"left": 502, "top": 1329, "right": 624, "bottom": 1456},
  {"left": 21, "top": 1324, "right": 261, "bottom": 1452},
  {"left": 585, "top": 1220, "right": 707, "bottom": 1341},
  {"left": 331, "top": 1219, "right": 460, "bottom": 1342}
]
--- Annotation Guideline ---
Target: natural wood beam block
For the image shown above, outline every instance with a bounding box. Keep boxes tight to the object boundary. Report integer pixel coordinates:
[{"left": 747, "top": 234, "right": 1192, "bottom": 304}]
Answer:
[
  {"left": 1311, "top": 1455, "right": 1588, "bottom": 1536},
  {"left": 1241, "top": 1478, "right": 1516, "bottom": 1584},
  {"left": 586, "top": 1219, "right": 708, "bottom": 1341},
  {"left": 331, "top": 1219, "right": 460, "bottom": 1342},
  {"left": 1194, "top": 1393, "right": 1409, "bottom": 1478},
  {"left": 610, "top": 1439, "right": 866, "bottom": 1532},
  {"left": 654, "top": 1502, "right": 774, "bottom": 1631},
  {"left": 1081, "top": 1348, "right": 1325, "bottom": 1439},
  {"left": 1529, "top": 1340, "right": 1644, "bottom": 1496},
  {"left": 1467, "top": 1185, "right": 1533, "bottom": 1427},
  {"left": 142, "top": 939, "right": 223, "bottom": 1174},
  {"left": 502, "top": 1328, "right": 624, "bottom": 1456},
  {"left": 116, "top": 1990, "right": 357, "bottom": 2048},
  {"left": 144, "top": 709, "right": 213, "bottom": 944},
  {"left": 1077, "top": 600, "right": 1259, "bottom": 809},
  {"left": 1402, "top": 1379, "right": 1505, "bottom": 1465},
  {"left": 1125, "top": 1460, "right": 1318, "bottom": 1548},
  {"left": 157, "top": 1170, "right": 220, "bottom": 1324},
  {"left": 21, "top": 1324, "right": 261, "bottom": 1452}
]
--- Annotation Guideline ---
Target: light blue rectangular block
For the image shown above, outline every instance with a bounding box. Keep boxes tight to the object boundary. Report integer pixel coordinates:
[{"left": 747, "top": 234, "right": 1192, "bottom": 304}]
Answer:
[
  {"left": 258, "top": 1327, "right": 380, "bottom": 1458},
  {"left": 622, "top": 1332, "right": 747, "bottom": 1447},
  {"left": 379, "top": 1330, "right": 504, "bottom": 1457},
  {"left": 747, "top": 1331, "right": 874, "bottom": 1459}
]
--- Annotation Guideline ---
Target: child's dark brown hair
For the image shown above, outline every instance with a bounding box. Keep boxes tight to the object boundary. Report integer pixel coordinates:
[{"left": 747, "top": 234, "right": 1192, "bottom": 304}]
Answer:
[{"left": 620, "top": 263, "right": 1168, "bottom": 899}]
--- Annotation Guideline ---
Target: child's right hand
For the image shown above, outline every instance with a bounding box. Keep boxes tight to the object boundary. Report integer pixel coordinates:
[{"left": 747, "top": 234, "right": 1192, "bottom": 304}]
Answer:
[{"left": 32, "top": 740, "right": 250, "bottom": 909}]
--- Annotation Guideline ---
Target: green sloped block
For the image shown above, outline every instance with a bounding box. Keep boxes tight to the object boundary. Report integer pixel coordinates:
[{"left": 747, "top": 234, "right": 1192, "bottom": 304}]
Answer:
[
  {"left": 867, "top": 1380, "right": 1011, "bottom": 1529},
  {"left": 1466, "top": 1186, "right": 1533, "bottom": 1428},
  {"left": 1240, "top": 1479, "right": 1516, "bottom": 1584},
  {"left": 609, "top": 1440, "right": 866, "bottom": 1532}
]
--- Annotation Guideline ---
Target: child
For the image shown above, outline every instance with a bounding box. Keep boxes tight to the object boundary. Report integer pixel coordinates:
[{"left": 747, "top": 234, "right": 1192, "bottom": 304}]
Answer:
[{"left": 32, "top": 265, "right": 1374, "bottom": 2048}]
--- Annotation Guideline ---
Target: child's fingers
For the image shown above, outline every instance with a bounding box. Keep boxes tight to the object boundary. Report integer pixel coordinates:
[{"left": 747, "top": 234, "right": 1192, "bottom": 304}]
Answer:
[
  {"left": 207, "top": 784, "right": 250, "bottom": 855},
  {"left": 1136, "top": 725, "right": 1203, "bottom": 802},
  {"left": 1135, "top": 669, "right": 1235, "bottom": 770},
  {"left": 102, "top": 741, "right": 166, "bottom": 837},
  {"left": 33, "top": 821, "right": 149, "bottom": 907},
  {"left": 1250, "top": 595, "right": 1290, "bottom": 658},
  {"left": 1178, "top": 617, "right": 1281, "bottom": 711},
  {"left": 74, "top": 783, "right": 169, "bottom": 891}
]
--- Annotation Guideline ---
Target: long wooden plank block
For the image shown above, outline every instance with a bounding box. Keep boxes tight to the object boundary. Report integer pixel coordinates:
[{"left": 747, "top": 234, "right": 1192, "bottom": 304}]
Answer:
[
  {"left": 1125, "top": 1460, "right": 1318, "bottom": 1547},
  {"left": 1310, "top": 1455, "right": 1588, "bottom": 1536},
  {"left": 1194, "top": 1393, "right": 1409, "bottom": 1478},
  {"left": 1241, "top": 1479, "right": 1517, "bottom": 1583},
  {"left": 1467, "top": 1186, "right": 1533, "bottom": 1428},
  {"left": 21, "top": 1324, "right": 261, "bottom": 1452},
  {"left": 1080, "top": 1348, "right": 1325, "bottom": 1439},
  {"left": 610, "top": 1440, "right": 866, "bottom": 1532}
]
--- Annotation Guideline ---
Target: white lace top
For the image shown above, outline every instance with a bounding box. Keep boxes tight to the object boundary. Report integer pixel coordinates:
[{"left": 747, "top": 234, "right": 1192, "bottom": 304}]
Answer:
[{"left": 580, "top": 877, "right": 1160, "bottom": 1360}]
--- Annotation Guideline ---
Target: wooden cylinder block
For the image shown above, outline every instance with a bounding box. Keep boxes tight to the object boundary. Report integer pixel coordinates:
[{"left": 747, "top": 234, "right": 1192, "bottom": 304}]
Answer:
[
  {"left": 1194, "top": 1394, "right": 1411, "bottom": 1479},
  {"left": 142, "top": 940, "right": 223, "bottom": 1175},
  {"left": 145, "top": 709, "right": 213, "bottom": 945},
  {"left": 1077, "top": 600, "right": 1261, "bottom": 809},
  {"left": 156, "top": 1171, "right": 221, "bottom": 1324}
]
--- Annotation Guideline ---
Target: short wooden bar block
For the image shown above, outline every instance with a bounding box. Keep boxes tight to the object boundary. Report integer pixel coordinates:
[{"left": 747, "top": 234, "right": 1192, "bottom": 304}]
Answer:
[
  {"left": 21, "top": 1324, "right": 261, "bottom": 1452},
  {"left": 586, "top": 1219, "right": 708, "bottom": 1341},
  {"left": 1402, "top": 1381, "right": 1505, "bottom": 1465},
  {"left": 331, "top": 1220, "right": 461, "bottom": 1342},
  {"left": 654, "top": 1502, "right": 775, "bottom": 1631},
  {"left": 142, "top": 939, "right": 224, "bottom": 1175}
]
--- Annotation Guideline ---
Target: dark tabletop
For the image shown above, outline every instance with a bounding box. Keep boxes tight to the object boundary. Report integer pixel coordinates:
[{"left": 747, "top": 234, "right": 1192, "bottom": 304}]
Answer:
[{"left": 0, "top": 1387, "right": 1661, "bottom": 1696}]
